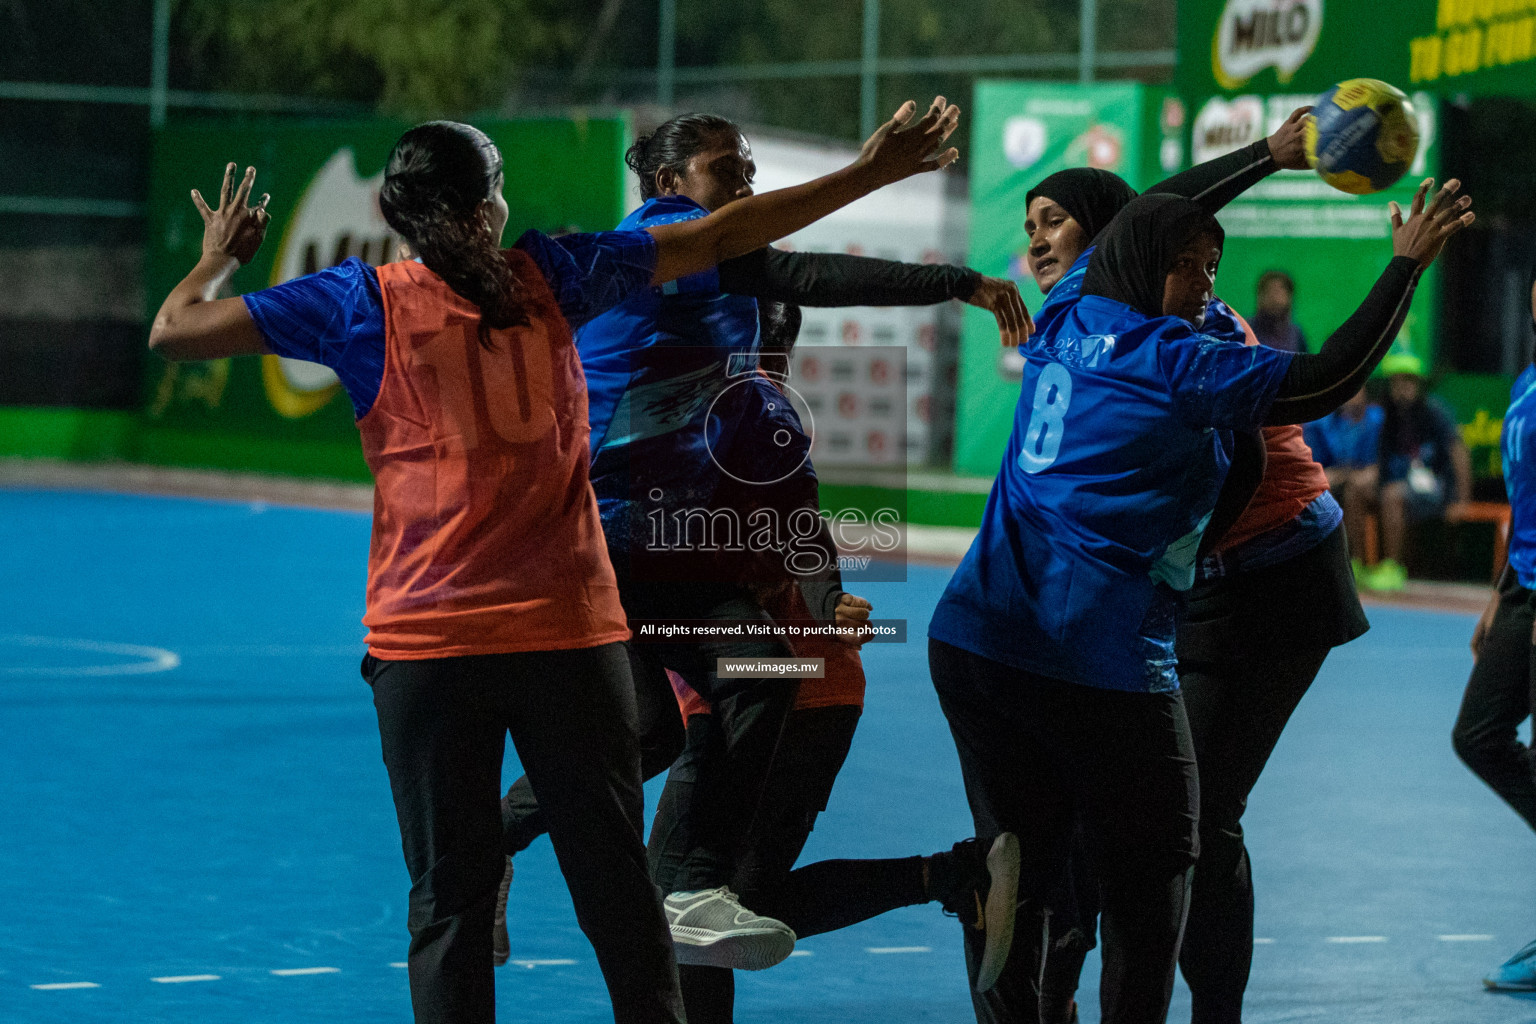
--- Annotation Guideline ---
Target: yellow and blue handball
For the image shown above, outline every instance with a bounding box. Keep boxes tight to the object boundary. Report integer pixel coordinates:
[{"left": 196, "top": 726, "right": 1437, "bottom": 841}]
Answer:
[{"left": 1304, "top": 79, "right": 1420, "bottom": 196}]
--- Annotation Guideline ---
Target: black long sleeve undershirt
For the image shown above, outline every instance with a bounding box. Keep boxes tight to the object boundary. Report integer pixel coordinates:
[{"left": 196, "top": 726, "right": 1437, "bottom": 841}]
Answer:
[
  {"left": 1265, "top": 256, "right": 1421, "bottom": 425},
  {"left": 1145, "top": 139, "right": 1277, "bottom": 214},
  {"left": 1197, "top": 429, "right": 1267, "bottom": 558},
  {"left": 716, "top": 246, "right": 980, "bottom": 307}
]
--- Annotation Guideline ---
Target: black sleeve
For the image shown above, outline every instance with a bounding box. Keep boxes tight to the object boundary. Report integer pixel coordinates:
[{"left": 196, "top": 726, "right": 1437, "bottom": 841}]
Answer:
[
  {"left": 1197, "top": 429, "right": 1267, "bottom": 559},
  {"left": 796, "top": 517, "right": 845, "bottom": 624},
  {"left": 1266, "top": 257, "right": 1421, "bottom": 426},
  {"left": 1144, "top": 139, "right": 1276, "bottom": 214},
  {"left": 716, "top": 246, "right": 981, "bottom": 307}
]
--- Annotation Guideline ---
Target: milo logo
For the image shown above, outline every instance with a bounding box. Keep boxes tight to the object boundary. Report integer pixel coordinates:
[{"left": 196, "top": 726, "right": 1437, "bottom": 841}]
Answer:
[
  {"left": 1213, "top": 0, "right": 1323, "bottom": 89},
  {"left": 263, "top": 149, "right": 397, "bottom": 418}
]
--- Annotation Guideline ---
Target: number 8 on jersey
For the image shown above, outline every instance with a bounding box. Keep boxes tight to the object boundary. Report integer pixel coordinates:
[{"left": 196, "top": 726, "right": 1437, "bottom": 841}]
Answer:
[{"left": 1018, "top": 362, "right": 1072, "bottom": 474}]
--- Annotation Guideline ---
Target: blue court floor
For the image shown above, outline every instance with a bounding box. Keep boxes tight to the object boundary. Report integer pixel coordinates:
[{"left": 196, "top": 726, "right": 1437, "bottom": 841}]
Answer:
[{"left": 2, "top": 487, "right": 1534, "bottom": 1023}]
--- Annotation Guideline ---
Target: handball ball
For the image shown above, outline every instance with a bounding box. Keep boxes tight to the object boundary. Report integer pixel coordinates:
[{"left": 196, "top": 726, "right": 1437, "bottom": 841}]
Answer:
[{"left": 1304, "top": 79, "right": 1420, "bottom": 195}]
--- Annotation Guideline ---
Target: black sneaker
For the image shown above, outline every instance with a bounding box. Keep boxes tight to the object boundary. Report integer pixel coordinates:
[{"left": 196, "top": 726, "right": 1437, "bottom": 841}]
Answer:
[
  {"left": 492, "top": 857, "right": 513, "bottom": 967},
  {"left": 935, "top": 834, "right": 1021, "bottom": 993}
]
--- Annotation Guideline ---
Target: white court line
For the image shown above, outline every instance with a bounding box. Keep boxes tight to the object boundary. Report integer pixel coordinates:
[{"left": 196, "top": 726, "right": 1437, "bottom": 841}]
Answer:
[
  {"left": 789, "top": 950, "right": 813, "bottom": 957},
  {"left": 270, "top": 967, "right": 341, "bottom": 976},
  {"left": 866, "top": 946, "right": 931, "bottom": 954},
  {"left": 1325, "top": 936, "right": 1387, "bottom": 943},
  {"left": 510, "top": 959, "right": 577, "bottom": 968},
  {"left": 390, "top": 962, "right": 408, "bottom": 968},
  {"left": 1439, "top": 934, "right": 1494, "bottom": 941},
  {"left": 0, "top": 635, "right": 180, "bottom": 677},
  {"left": 1253, "top": 938, "right": 1276, "bottom": 944},
  {"left": 151, "top": 974, "right": 219, "bottom": 984},
  {"left": 30, "top": 982, "right": 100, "bottom": 990}
]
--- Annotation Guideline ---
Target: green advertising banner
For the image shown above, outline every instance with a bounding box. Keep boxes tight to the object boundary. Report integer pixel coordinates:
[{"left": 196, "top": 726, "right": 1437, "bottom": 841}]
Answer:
[
  {"left": 141, "top": 116, "right": 631, "bottom": 479},
  {"left": 1175, "top": 0, "right": 1536, "bottom": 482},
  {"left": 955, "top": 82, "right": 1176, "bottom": 477},
  {"left": 1174, "top": 2, "right": 1449, "bottom": 373},
  {"left": 1178, "top": 0, "right": 1536, "bottom": 100}
]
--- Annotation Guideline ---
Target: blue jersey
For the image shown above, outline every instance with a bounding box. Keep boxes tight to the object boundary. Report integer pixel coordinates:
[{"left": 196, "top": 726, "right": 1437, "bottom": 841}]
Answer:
[
  {"left": 1031, "top": 248, "right": 1093, "bottom": 338},
  {"left": 1503, "top": 365, "right": 1536, "bottom": 589},
  {"left": 242, "top": 229, "right": 657, "bottom": 418},
  {"left": 577, "top": 195, "right": 761, "bottom": 554},
  {"left": 929, "top": 293, "right": 1293, "bottom": 692},
  {"left": 1303, "top": 405, "right": 1383, "bottom": 470}
]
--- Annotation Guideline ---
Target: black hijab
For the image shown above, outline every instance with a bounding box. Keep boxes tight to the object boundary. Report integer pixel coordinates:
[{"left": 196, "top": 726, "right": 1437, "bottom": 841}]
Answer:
[
  {"left": 1082, "top": 194, "right": 1225, "bottom": 318},
  {"left": 1025, "top": 168, "right": 1138, "bottom": 244},
  {"left": 1529, "top": 264, "right": 1535, "bottom": 337}
]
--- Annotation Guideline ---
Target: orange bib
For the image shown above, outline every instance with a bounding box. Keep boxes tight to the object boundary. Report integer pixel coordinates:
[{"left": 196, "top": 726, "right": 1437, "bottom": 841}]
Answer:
[
  {"left": 1218, "top": 309, "right": 1331, "bottom": 552},
  {"left": 358, "top": 253, "right": 629, "bottom": 659}
]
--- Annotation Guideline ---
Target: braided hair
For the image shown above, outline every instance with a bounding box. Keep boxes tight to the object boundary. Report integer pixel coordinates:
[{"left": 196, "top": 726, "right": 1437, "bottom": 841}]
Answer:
[
  {"left": 625, "top": 113, "right": 743, "bottom": 200},
  {"left": 377, "top": 121, "right": 528, "bottom": 349}
]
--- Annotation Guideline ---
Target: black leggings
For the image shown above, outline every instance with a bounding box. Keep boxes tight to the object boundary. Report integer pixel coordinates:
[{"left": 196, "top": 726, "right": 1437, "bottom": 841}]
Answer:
[
  {"left": 1453, "top": 570, "right": 1536, "bottom": 831},
  {"left": 503, "top": 579, "right": 797, "bottom": 893},
  {"left": 1041, "top": 524, "right": 1368, "bottom": 1024},
  {"left": 364, "top": 645, "right": 683, "bottom": 1024},
  {"left": 649, "top": 706, "right": 930, "bottom": 1023},
  {"left": 930, "top": 639, "right": 1199, "bottom": 1024}
]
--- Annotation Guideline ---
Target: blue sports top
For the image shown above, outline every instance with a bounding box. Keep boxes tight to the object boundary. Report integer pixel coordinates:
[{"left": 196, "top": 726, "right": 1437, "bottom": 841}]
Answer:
[
  {"left": 929, "top": 292, "right": 1294, "bottom": 693},
  {"left": 1303, "top": 404, "right": 1384, "bottom": 470},
  {"left": 241, "top": 228, "right": 658, "bottom": 417},
  {"left": 577, "top": 195, "right": 762, "bottom": 554},
  {"left": 1503, "top": 364, "right": 1536, "bottom": 589}
]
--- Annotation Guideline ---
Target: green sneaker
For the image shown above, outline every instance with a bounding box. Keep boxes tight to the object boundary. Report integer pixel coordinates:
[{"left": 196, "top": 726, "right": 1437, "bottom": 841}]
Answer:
[
  {"left": 1351, "top": 557, "right": 1365, "bottom": 580},
  {"left": 1365, "top": 558, "right": 1407, "bottom": 592}
]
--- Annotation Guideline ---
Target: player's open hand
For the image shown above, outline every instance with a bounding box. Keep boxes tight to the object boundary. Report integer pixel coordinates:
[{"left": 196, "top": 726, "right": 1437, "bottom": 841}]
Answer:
[
  {"left": 192, "top": 163, "right": 271, "bottom": 267},
  {"left": 856, "top": 97, "right": 961, "bottom": 187},
  {"left": 1391, "top": 177, "right": 1474, "bottom": 268},
  {"left": 1266, "top": 106, "right": 1314, "bottom": 171},
  {"left": 966, "top": 276, "right": 1033, "bottom": 347},
  {"left": 834, "top": 593, "right": 873, "bottom": 647}
]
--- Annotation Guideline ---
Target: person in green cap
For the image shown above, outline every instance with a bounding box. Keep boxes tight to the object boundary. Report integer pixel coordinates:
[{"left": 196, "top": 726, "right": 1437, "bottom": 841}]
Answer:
[{"left": 1362, "top": 350, "right": 1472, "bottom": 590}]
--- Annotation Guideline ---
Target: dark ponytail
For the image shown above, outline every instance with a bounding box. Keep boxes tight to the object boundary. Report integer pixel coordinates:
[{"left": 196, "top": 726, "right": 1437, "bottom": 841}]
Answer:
[
  {"left": 378, "top": 121, "right": 528, "bottom": 349},
  {"left": 625, "top": 113, "right": 743, "bottom": 200}
]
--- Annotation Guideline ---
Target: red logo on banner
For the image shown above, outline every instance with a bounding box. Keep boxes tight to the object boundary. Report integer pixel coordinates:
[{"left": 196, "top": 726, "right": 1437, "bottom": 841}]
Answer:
[
  {"left": 870, "top": 359, "right": 891, "bottom": 385},
  {"left": 918, "top": 323, "right": 936, "bottom": 351},
  {"left": 841, "top": 321, "right": 862, "bottom": 345},
  {"left": 867, "top": 431, "right": 888, "bottom": 455},
  {"left": 800, "top": 356, "right": 823, "bottom": 382},
  {"left": 838, "top": 392, "right": 860, "bottom": 418}
]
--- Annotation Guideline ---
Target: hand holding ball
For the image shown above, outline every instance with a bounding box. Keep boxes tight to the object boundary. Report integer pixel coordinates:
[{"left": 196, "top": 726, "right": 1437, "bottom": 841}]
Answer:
[{"left": 1304, "top": 79, "right": 1420, "bottom": 195}]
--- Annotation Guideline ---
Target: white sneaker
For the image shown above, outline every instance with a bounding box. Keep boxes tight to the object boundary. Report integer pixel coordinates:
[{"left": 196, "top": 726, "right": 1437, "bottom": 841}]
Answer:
[
  {"left": 492, "top": 857, "right": 513, "bottom": 967},
  {"left": 663, "top": 887, "right": 796, "bottom": 971}
]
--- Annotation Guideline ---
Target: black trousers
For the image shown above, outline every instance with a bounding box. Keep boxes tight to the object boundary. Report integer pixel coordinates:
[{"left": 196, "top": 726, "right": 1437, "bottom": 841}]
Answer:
[
  {"left": 503, "top": 578, "right": 797, "bottom": 893},
  {"left": 649, "top": 706, "right": 930, "bottom": 1024},
  {"left": 1453, "top": 569, "right": 1536, "bottom": 831},
  {"left": 364, "top": 645, "right": 683, "bottom": 1024},
  {"left": 930, "top": 639, "right": 1199, "bottom": 1024},
  {"left": 1041, "top": 525, "right": 1368, "bottom": 1024}
]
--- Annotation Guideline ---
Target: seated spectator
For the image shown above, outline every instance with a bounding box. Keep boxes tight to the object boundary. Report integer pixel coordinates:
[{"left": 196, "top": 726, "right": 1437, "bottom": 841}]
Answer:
[
  {"left": 1304, "top": 387, "right": 1383, "bottom": 576},
  {"left": 1364, "top": 352, "right": 1473, "bottom": 591},
  {"left": 1251, "top": 269, "right": 1309, "bottom": 353}
]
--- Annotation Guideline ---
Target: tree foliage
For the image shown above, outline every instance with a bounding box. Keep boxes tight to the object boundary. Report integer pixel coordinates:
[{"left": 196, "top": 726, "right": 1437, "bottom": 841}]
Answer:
[
  {"left": 176, "top": 0, "right": 586, "bottom": 116},
  {"left": 173, "top": 0, "right": 1175, "bottom": 133}
]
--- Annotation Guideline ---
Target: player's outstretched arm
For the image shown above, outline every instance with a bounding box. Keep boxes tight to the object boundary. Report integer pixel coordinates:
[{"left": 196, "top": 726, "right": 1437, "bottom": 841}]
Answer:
[
  {"left": 1146, "top": 106, "right": 1312, "bottom": 214},
  {"left": 1266, "top": 178, "right": 1473, "bottom": 425},
  {"left": 646, "top": 97, "right": 961, "bottom": 286},
  {"left": 149, "top": 163, "right": 271, "bottom": 362},
  {"left": 717, "top": 249, "right": 1032, "bottom": 346}
]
